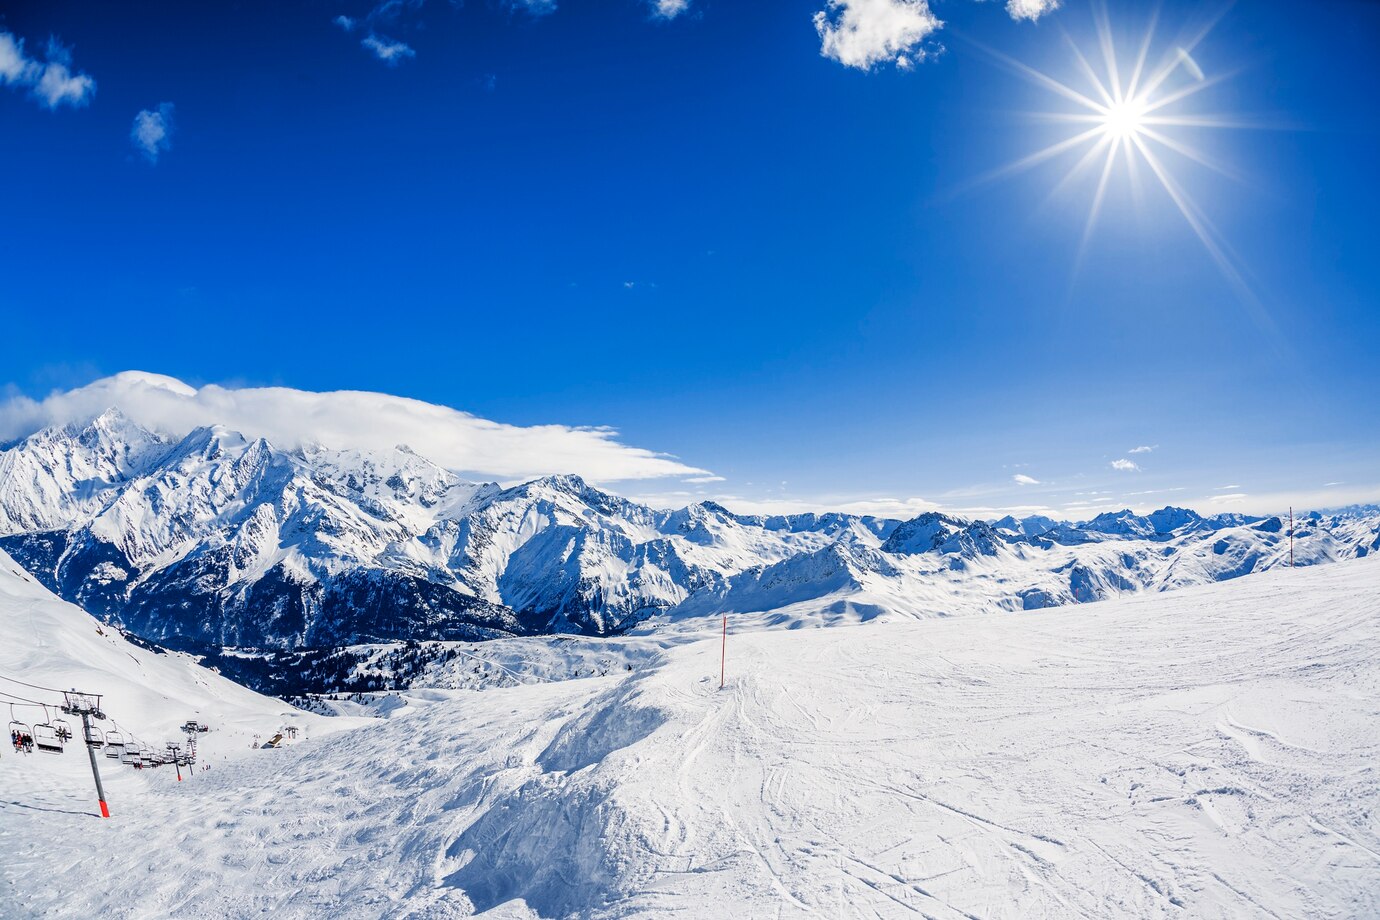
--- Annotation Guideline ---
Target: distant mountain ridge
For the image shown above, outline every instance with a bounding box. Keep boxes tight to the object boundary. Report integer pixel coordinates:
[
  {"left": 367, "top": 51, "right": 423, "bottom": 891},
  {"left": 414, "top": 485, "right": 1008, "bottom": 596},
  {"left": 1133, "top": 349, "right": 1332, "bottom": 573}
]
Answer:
[{"left": 1, "top": 409, "right": 1376, "bottom": 658}]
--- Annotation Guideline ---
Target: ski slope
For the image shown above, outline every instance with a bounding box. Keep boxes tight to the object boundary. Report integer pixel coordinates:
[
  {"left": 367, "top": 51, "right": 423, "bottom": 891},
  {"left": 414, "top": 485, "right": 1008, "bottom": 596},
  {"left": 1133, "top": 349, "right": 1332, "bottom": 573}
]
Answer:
[
  {"left": 2, "top": 554, "right": 1378, "bottom": 918},
  {"left": 0, "top": 548, "right": 361, "bottom": 852}
]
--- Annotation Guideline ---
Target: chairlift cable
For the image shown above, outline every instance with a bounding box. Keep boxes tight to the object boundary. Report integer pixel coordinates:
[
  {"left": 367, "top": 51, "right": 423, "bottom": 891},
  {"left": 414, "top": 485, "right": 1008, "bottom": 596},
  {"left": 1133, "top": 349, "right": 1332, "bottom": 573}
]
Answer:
[
  {"left": 0, "top": 671, "right": 65, "bottom": 695},
  {"left": 0, "top": 688, "right": 52, "bottom": 707}
]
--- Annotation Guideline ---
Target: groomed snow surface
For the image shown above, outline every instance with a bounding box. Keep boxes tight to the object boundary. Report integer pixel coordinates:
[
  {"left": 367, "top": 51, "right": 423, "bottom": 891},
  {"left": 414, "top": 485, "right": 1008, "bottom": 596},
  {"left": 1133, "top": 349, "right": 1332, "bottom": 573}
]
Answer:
[{"left": 2, "top": 555, "right": 1378, "bottom": 918}]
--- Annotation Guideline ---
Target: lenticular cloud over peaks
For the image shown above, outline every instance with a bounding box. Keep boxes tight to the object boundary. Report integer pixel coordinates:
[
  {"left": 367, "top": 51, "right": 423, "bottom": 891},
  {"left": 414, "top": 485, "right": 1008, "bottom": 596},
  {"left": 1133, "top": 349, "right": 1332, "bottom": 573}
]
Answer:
[{"left": 0, "top": 371, "right": 709, "bottom": 484}]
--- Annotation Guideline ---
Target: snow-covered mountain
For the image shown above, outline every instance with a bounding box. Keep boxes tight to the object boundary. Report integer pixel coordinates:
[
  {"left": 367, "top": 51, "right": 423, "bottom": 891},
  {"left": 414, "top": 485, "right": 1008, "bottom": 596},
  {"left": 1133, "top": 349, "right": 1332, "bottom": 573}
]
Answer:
[
  {"left": 0, "top": 412, "right": 872, "bottom": 649},
  {"left": 1, "top": 410, "right": 1377, "bottom": 676}
]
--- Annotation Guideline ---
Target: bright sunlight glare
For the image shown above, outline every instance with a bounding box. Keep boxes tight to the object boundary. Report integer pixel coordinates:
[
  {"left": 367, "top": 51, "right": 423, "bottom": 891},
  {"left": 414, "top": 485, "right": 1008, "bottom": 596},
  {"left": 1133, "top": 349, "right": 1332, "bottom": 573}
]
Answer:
[
  {"left": 1101, "top": 98, "right": 1148, "bottom": 139},
  {"left": 979, "top": 4, "right": 1256, "bottom": 300}
]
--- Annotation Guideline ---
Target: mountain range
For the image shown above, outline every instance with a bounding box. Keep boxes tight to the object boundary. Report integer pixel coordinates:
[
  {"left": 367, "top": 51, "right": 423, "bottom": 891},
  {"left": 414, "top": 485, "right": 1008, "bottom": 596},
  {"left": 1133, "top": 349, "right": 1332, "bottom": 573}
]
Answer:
[{"left": 1, "top": 409, "right": 1376, "bottom": 663}]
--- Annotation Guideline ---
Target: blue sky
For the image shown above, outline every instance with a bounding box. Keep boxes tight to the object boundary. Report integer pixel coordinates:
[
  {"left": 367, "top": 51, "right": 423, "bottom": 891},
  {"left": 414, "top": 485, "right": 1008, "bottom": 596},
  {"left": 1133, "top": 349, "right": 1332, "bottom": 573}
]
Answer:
[{"left": 1, "top": 0, "right": 1377, "bottom": 519}]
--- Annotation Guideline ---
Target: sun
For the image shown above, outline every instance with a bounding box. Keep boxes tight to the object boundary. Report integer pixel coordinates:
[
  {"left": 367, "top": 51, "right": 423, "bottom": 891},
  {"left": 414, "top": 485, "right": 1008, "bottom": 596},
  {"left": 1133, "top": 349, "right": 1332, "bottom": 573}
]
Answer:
[
  {"left": 1100, "top": 97, "right": 1147, "bottom": 140},
  {"left": 978, "top": 5, "right": 1251, "bottom": 294}
]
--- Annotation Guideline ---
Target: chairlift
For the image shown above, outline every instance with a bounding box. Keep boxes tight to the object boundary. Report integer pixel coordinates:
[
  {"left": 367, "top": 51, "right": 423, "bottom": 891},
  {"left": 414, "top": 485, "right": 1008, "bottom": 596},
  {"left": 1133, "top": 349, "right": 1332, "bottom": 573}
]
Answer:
[
  {"left": 84, "top": 722, "right": 105, "bottom": 748},
  {"left": 121, "top": 745, "right": 140, "bottom": 766},
  {"left": 8, "top": 718, "right": 34, "bottom": 754},
  {"left": 105, "top": 730, "right": 125, "bottom": 758},
  {"left": 32, "top": 721, "right": 63, "bottom": 754},
  {"left": 53, "top": 718, "right": 73, "bottom": 743}
]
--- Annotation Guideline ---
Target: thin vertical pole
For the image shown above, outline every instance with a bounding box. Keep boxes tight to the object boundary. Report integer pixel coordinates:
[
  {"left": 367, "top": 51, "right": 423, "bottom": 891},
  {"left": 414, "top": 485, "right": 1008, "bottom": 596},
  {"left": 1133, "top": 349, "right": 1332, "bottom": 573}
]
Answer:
[
  {"left": 81, "top": 712, "right": 109, "bottom": 818},
  {"left": 720, "top": 614, "right": 727, "bottom": 690}
]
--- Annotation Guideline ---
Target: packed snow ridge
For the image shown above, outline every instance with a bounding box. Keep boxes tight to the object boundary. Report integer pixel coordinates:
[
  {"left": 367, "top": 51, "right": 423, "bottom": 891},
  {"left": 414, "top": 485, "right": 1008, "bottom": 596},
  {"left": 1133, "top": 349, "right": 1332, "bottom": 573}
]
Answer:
[{"left": 0, "top": 409, "right": 1376, "bottom": 666}]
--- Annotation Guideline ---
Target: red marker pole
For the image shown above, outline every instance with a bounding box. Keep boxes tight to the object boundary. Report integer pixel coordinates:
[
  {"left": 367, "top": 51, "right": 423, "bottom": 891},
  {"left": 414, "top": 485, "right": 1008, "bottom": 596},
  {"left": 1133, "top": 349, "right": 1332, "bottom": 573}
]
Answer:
[{"left": 720, "top": 614, "right": 727, "bottom": 690}]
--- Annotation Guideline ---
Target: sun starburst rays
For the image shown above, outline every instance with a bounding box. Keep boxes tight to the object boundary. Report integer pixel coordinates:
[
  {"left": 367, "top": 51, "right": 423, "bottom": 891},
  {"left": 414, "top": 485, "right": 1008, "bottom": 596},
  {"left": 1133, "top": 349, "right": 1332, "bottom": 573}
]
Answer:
[{"left": 983, "top": 5, "right": 1253, "bottom": 295}]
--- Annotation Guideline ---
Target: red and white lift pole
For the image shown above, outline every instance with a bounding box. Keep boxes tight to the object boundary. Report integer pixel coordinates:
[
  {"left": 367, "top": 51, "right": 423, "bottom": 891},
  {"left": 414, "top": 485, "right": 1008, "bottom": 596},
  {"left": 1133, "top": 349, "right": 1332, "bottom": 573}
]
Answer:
[{"left": 63, "top": 690, "right": 109, "bottom": 818}]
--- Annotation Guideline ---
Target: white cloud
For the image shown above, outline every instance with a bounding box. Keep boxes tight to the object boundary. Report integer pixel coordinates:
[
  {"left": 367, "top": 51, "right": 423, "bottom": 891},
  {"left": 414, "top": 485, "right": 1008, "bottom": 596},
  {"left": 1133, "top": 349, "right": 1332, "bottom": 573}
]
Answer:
[
  {"left": 361, "top": 34, "right": 416, "bottom": 65},
  {"left": 1217, "top": 484, "right": 1240, "bottom": 490},
  {"left": 0, "top": 32, "right": 95, "bottom": 110},
  {"left": 1012, "top": 473, "right": 1039, "bottom": 485},
  {"left": 1005, "top": 0, "right": 1060, "bottom": 22},
  {"left": 651, "top": 0, "right": 690, "bottom": 19},
  {"left": 1128, "top": 445, "right": 1155, "bottom": 454},
  {"left": 0, "top": 371, "right": 711, "bottom": 485},
  {"left": 813, "top": 0, "right": 940, "bottom": 70},
  {"left": 684, "top": 475, "right": 726, "bottom": 484},
  {"left": 34, "top": 61, "right": 94, "bottom": 108},
  {"left": 1110, "top": 458, "right": 1140, "bottom": 472},
  {"left": 334, "top": 15, "right": 358, "bottom": 31},
  {"left": 1209, "top": 492, "right": 1248, "bottom": 504},
  {"left": 0, "top": 33, "right": 28, "bottom": 83},
  {"left": 131, "top": 103, "right": 175, "bottom": 164}
]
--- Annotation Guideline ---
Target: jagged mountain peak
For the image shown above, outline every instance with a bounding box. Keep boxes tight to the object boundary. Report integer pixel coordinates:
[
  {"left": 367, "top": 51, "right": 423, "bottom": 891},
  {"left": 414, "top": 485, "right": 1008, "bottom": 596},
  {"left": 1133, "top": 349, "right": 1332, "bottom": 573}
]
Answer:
[
  {"left": 880, "top": 510, "right": 970, "bottom": 555},
  {"left": 525, "top": 472, "right": 590, "bottom": 494},
  {"left": 991, "top": 513, "right": 1060, "bottom": 537}
]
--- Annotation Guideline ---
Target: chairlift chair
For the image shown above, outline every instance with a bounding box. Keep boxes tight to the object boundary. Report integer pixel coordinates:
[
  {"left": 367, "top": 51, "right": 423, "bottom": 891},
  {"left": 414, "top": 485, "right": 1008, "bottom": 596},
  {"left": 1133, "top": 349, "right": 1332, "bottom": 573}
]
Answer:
[
  {"left": 32, "top": 722, "right": 63, "bottom": 754},
  {"left": 105, "top": 730, "right": 125, "bottom": 758},
  {"left": 53, "top": 718, "right": 73, "bottom": 743},
  {"left": 84, "top": 722, "right": 105, "bottom": 747},
  {"left": 8, "top": 719, "right": 33, "bottom": 753}
]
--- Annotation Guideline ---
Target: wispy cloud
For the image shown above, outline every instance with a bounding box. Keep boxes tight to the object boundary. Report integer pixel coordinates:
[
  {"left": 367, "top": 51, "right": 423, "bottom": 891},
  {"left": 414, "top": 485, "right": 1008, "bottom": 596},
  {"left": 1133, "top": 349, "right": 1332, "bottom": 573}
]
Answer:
[
  {"left": 131, "top": 103, "right": 175, "bottom": 164},
  {"left": 1005, "top": 0, "right": 1060, "bottom": 22},
  {"left": 1110, "top": 458, "right": 1140, "bottom": 472},
  {"left": 684, "top": 475, "right": 726, "bottom": 484},
  {"left": 650, "top": 0, "right": 690, "bottom": 19},
  {"left": 0, "top": 371, "right": 711, "bottom": 485},
  {"left": 0, "top": 32, "right": 95, "bottom": 110},
  {"left": 1128, "top": 445, "right": 1155, "bottom": 454},
  {"left": 361, "top": 34, "right": 416, "bottom": 65},
  {"left": 334, "top": 15, "right": 358, "bottom": 31},
  {"left": 1012, "top": 473, "right": 1040, "bottom": 485},
  {"left": 1209, "top": 492, "right": 1248, "bottom": 504},
  {"left": 813, "top": 0, "right": 941, "bottom": 70}
]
